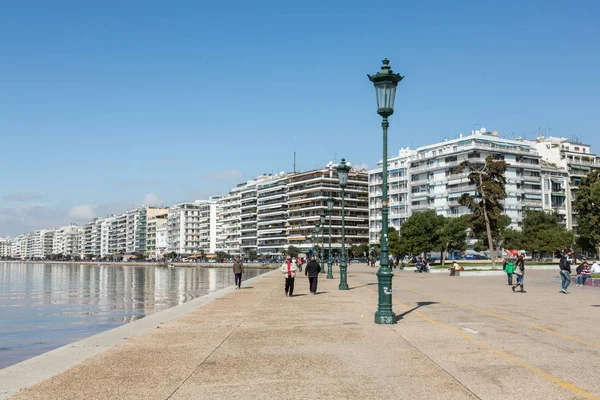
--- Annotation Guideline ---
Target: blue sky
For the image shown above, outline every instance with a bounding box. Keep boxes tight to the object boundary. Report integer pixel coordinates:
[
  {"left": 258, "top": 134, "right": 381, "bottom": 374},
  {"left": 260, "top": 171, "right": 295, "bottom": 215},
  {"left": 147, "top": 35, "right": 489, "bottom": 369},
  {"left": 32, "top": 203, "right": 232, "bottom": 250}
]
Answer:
[{"left": 1, "top": 0, "right": 599, "bottom": 236}]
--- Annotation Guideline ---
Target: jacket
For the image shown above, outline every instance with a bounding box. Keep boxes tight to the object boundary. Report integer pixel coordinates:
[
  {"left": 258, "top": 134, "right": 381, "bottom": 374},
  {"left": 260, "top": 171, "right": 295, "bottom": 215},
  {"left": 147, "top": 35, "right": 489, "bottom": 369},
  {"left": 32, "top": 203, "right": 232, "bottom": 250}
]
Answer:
[
  {"left": 514, "top": 258, "right": 525, "bottom": 275},
  {"left": 559, "top": 256, "right": 571, "bottom": 273},
  {"left": 233, "top": 261, "right": 244, "bottom": 274},
  {"left": 280, "top": 260, "right": 299, "bottom": 278},
  {"left": 305, "top": 260, "right": 321, "bottom": 278}
]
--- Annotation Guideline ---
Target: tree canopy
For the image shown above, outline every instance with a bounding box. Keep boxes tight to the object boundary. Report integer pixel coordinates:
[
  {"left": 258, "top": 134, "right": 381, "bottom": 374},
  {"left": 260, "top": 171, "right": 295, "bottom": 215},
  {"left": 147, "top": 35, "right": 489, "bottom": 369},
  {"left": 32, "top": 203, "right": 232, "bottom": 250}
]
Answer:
[
  {"left": 572, "top": 170, "right": 600, "bottom": 255},
  {"left": 398, "top": 210, "right": 442, "bottom": 255},
  {"left": 520, "top": 209, "right": 573, "bottom": 254}
]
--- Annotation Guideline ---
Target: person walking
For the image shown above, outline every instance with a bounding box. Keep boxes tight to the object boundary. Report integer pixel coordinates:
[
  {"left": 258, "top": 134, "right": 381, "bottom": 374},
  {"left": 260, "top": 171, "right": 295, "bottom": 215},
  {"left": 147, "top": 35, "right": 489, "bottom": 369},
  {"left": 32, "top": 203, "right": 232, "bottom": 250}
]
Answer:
[
  {"left": 305, "top": 256, "right": 321, "bottom": 294},
  {"left": 504, "top": 259, "right": 516, "bottom": 285},
  {"left": 296, "top": 256, "right": 303, "bottom": 272},
  {"left": 280, "top": 256, "right": 299, "bottom": 297},
  {"left": 232, "top": 256, "right": 244, "bottom": 290},
  {"left": 559, "top": 251, "right": 572, "bottom": 294},
  {"left": 576, "top": 261, "right": 591, "bottom": 286},
  {"left": 512, "top": 254, "right": 525, "bottom": 292}
]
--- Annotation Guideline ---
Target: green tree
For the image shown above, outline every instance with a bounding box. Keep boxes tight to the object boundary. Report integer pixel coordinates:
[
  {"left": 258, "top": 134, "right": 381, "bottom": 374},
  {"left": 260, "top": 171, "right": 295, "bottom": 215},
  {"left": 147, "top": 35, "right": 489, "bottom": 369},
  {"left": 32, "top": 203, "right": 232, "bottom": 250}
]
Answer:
[
  {"left": 437, "top": 215, "right": 468, "bottom": 265},
  {"left": 399, "top": 210, "right": 441, "bottom": 256},
  {"left": 457, "top": 155, "right": 508, "bottom": 269},
  {"left": 501, "top": 227, "right": 523, "bottom": 252},
  {"left": 215, "top": 251, "right": 229, "bottom": 260},
  {"left": 286, "top": 245, "right": 300, "bottom": 258},
  {"left": 248, "top": 250, "right": 258, "bottom": 260},
  {"left": 573, "top": 170, "right": 600, "bottom": 256},
  {"left": 134, "top": 252, "right": 146, "bottom": 261},
  {"left": 386, "top": 227, "right": 404, "bottom": 258},
  {"left": 520, "top": 209, "right": 573, "bottom": 256}
]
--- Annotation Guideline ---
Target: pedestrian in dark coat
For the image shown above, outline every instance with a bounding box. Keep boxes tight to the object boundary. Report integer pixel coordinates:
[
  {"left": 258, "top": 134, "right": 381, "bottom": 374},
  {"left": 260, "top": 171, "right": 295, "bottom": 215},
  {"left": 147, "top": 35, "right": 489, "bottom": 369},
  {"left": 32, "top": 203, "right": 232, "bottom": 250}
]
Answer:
[
  {"left": 232, "top": 257, "right": 244, "bottom": 289},
  {"left": 305, "top": 256, "right": 322, "bottom": 294}
]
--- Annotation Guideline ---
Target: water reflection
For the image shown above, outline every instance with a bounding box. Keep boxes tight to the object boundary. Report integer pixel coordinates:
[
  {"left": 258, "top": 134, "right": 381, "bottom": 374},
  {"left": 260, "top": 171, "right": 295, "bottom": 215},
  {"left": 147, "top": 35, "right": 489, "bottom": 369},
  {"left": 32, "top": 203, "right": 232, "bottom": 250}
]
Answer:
[{"left": 0, "top": 263, "right": 265, "bottom": 369}]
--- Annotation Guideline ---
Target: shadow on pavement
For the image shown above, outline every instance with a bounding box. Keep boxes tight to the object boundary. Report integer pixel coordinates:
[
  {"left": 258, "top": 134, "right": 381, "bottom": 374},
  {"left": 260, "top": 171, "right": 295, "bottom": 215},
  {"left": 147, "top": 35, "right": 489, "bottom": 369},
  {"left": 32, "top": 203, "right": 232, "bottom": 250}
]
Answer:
[
  {"left": 290, "top": 294, "right": 307, "bottom": 297},
  {"left": 349, "top": 282, "right": 377, "bottom": 290},
  {"left": 239, "top": 287, "right": 254, "bottom": 289},
  {"left": 396, "top": 301, "right": 439, "bottom": 322}
]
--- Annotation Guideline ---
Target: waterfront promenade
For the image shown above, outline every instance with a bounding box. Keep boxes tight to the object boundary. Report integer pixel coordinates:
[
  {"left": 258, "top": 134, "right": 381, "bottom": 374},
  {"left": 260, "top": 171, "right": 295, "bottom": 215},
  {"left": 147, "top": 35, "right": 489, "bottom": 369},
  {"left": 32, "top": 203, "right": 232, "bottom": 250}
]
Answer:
[{"left": 2, "top": 265, "right": 600, "bottom": 399}]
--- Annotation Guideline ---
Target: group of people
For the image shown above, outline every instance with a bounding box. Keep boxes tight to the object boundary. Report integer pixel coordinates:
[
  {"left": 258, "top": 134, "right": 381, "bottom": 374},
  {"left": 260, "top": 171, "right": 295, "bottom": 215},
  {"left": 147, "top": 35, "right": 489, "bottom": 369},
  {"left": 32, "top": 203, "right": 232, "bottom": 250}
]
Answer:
[
  {"left": 503, "top": 255, "right": 526, "bottom": 292},
  {"left": 558, "top": 251, "right": 598, "bottom": 294},
  {"left": 231, "top": 255, "right": 322, "bottom": 296},
  {"left": 279, "top": 255, "right": 321, "bottom": 296}
]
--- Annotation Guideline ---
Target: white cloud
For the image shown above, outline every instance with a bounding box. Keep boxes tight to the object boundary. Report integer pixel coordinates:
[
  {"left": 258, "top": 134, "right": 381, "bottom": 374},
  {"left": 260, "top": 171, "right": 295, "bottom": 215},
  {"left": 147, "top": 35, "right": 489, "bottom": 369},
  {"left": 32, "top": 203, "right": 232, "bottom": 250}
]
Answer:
[
  {"left": 142, "top": 193, "right": 162, "bottom": 206},
  {"left": 68, "top": 205, "right": 98, "bottom": 219},
  {"left": 202, "top": 170, "right": 244, "bottom": 181}
]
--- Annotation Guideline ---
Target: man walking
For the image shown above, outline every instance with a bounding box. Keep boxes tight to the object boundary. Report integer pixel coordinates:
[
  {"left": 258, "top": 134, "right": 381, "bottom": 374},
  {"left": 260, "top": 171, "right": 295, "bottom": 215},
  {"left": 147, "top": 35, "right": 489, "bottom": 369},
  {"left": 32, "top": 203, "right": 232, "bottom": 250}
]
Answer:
[
  {"left": 559, "top": 250, "right": 572, "bottom": 294},
  {"left": 280, "top": 256, "right": 299, "bottom": 297},
  {"left": 512, "top": 254, "right": 525, "bottom": 292},
  {"left": 305, "top": 256, "right": 321, "bottom": 294},
  {"left": 232, "top": 256, "right": 244, "bottom": 289}
]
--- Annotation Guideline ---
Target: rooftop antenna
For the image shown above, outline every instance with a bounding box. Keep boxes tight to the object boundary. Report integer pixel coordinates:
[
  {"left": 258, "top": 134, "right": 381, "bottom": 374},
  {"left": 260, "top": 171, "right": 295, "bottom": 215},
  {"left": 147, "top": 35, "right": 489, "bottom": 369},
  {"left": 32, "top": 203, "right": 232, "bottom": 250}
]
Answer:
[{"left": 293, "top": 145, "right": 296, "bottom": 173}]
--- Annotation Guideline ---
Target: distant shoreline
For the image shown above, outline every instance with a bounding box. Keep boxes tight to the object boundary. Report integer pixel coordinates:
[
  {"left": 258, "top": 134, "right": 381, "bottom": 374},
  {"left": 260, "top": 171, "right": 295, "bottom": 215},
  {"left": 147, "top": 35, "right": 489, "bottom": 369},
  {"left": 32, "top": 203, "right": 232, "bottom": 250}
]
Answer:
[{"left": 0, "top": 260, "right": 280, "bottom": 269}]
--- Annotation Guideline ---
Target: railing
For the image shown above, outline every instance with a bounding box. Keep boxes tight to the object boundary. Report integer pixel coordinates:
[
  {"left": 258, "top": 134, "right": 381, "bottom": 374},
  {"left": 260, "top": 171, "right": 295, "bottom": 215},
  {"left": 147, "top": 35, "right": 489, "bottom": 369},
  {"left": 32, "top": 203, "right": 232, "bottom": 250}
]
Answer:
[{"left": 447, "top": 185, "right": 477, "bottom": 194}]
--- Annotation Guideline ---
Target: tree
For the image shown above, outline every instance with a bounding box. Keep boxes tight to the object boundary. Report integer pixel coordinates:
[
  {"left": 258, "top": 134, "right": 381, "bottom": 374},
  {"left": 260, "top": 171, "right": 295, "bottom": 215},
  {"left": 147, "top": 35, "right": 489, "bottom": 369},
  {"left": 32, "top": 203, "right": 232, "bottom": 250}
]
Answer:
[
  {"left": 457, "top": 155, "right": 508, "bottom": 269},
  {"left": 134, "top": 252, "right": 146, "bottom": 261},
  {"left": 399, "top": 210, "right": 441, "bottom": 256},
  {"left": 215, "top": 251, "right": 229, "bottom": 260},
  {"left": 520, "top": 209, "right": 573, "bottom": 256},
  {"left": 248, "top": 250, "right": 258, "bottom": 260},
  {"left": 437, "top": 215, "right": 468, "bottom": 265},
  {"left": 573, "top": 170, "right": 600, "bottom": 257},
  {"left": 286, "top": 245, "right": 300, "bottom": 258},
  {"left": 386, "top": 227, "right": 405, "bottom": 258}
]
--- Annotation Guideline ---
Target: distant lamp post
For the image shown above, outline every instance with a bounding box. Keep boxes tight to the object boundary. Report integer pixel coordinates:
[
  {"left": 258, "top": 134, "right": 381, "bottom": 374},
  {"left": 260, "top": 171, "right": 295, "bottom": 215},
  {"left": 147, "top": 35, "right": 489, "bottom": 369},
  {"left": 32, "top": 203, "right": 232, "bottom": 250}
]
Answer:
[
  {"left": 320, "top": 213, "right": 326, "bottom": 264},
  {"left": 336, "top": 159, "right": 351, "bottom": 290},
  {"left": 368, "top": 58, "right": 403, "bottom": 324},
  {"left": 315, "top": 221, "right": 321, "bottom": 258},
  {"left": 326, "top": 196, "right": 335, "bottom": 279}
]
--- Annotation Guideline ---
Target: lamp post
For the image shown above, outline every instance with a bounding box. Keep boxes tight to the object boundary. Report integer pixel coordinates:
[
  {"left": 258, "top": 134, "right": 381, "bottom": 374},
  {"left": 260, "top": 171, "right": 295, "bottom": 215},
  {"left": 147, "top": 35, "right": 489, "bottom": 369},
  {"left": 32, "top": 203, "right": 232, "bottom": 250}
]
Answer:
[
  {"left": 319, "top": 213, "right": 326, "bottom": 264},
  {"left": 315, "top": 221, "right": 321, "bottom": 260},
  {"left": 368, "top": 58, "right": 403, "bottom": 324},
  {"left": 327, "top": 196, "right": 334, "bottom": 279},
  {"left": 336, "top": 159, "right": 351, "bottom": 290}
]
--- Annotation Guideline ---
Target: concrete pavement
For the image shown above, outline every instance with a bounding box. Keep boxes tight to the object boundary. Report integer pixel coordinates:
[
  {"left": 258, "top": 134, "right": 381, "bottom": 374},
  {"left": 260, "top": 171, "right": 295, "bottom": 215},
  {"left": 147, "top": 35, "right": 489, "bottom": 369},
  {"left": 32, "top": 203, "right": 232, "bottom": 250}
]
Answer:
[{"left": 3, "top": 264, "right": 600, "bottom": 399}]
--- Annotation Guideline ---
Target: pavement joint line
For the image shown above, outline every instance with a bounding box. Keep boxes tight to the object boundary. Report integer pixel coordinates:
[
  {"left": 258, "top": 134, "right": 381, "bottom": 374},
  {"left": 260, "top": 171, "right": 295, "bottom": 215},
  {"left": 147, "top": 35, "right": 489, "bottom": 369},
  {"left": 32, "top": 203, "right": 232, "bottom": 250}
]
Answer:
[
  {"left": 165, "top": 283, "right": 278, "bottom": 400},
  {"left": 400, "top": 286, "right": 600, "bottom": 350},
  {"left": 349, "top": 278, "right": 600, "bottom": 400}
]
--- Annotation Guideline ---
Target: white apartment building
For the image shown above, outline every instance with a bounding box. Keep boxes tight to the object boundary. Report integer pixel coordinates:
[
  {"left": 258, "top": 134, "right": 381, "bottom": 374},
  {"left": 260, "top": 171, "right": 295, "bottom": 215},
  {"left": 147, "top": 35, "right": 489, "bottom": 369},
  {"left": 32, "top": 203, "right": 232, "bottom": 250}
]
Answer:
[
  {"left": 146, "top": 216, "right": 167, "bottom": 259},
  {"left": 368, "top": 130, "right": 544, "bottom": 244},
  {"left": 155, "top": 225, "right": 168, "bottom": 259},
  {"left": 527, "top": 136, "right": 600, "bottom": 234},
  {"left": 100, "top": 217, "right": 116, "bottom": 257},
  {"left": 52, "top": 225, "right": 81, "bottom": 257},
  {"left": 12, "top": 235, "right": 26, "bottom": 259},
  {"left": 369, "top": 130, "right": 600, "bottom": 245},
  {"left": 167, "top": 201, "right": 217, "bottom": 255},
  {"left": 256, "top": 174, "right": 288, "bottom": 257},
  {"left": 0, "top": 237, "right": 12, "bottom": 258},
  {"left": 217, "top": 188, "right": 243, "bottom": 255},
  {"left": 287, "top": 165, "right": 369, "bottom": 254}
]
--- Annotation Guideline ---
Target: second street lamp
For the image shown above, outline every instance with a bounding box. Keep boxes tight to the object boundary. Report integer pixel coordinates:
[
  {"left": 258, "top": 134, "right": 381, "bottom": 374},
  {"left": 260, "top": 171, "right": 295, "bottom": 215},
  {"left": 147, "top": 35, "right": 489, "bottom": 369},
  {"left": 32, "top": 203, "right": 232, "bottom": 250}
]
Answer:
[
  {"left": 319, "top": 213, "right": 326, "bottom": 265},
  {"left": 368, "top": 58, "right": 403, "bottom": 324},
  {"left": 336, "top": 159, "right": 351, "bottom": 290},
  {"left": 327, "top": 196, "right": 334, "bottom": 279}
]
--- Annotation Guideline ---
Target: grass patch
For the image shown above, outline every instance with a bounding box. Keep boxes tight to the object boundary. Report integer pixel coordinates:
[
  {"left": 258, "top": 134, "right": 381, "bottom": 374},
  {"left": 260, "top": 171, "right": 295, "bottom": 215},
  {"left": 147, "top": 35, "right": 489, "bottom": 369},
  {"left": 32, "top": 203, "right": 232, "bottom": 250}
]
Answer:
[{"left": 592, "top": 274, "right": 600, "bottom": 279}]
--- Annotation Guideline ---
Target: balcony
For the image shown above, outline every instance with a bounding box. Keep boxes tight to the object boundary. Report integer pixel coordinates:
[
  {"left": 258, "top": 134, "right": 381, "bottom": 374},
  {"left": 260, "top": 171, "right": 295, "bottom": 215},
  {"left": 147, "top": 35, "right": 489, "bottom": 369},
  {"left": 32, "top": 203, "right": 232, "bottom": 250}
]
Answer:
[{"left": 447, "top": 185, "right": 477, "bottom": 194}]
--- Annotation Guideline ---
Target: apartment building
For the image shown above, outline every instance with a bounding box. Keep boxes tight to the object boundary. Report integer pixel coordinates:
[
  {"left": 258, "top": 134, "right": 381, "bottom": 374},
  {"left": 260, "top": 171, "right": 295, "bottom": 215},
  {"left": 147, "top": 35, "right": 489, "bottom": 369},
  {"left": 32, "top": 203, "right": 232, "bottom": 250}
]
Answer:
[
  {"left": 368, "top": 131, "right": 544, "bottom": 244},
  {"left": 155, "top": 225, "right": 168, "bottom": 259},
  {"left": 287, "top": 165, "right": 369, "bottom": 254},
  {"left": 527, "top": 136, "right": 600, "bottom": 234},
  {"left": 256, "top": 174, "right": 288, "bottom": 257},
  {"left": 167, "top": 201, "right": 217, "bottom": 255},
  {"left": 0, "top": 237, "right": 12, "bottom": 258},
  {"left": 52, "top": 225, "right": 81, "bottom": 257},
  {"left": 100, "top": 217, "right": 116, "bottom": 257},
  {"left": 146, "top": 215, "right": 167, "bottom": 259},
  {"left": 217, "top": 188, "right": 243, "bottom": 255}
]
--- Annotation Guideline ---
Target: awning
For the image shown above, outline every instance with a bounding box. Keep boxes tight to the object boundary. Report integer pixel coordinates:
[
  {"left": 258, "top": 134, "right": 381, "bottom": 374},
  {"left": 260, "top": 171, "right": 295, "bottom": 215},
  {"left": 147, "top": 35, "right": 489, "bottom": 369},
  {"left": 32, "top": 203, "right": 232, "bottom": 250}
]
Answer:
[
  {"left": 447, "top": 177, "right": 469, "bottom": 185},
  {"left": 551, "top": 193, "right": 566, "bottom": 197},
  {"left": 411, "top": 196, "right": 428, "bottom": 202},
  {"left": 571, "top": 165, "right": 590, "bottom": 171},
  {"left": 551, "top": 179, "right": 564, "bottom": 184},
  {"left": 448, "top": 193, "right": 463, "bottom": 199},
  {"left": 523, "top": 181, "right": 541, "bottom": 185},
  {"left": 523, "top": 193, "right": 542, "bottom": 199}
]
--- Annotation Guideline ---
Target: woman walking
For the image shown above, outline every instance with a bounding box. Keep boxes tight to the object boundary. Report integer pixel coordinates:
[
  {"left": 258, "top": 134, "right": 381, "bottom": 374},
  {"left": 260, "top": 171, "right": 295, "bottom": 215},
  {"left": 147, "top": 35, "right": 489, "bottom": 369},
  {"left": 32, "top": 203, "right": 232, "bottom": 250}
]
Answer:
[
  {"left": 512, "top": 255, "right": 525, "bottom": 292},
  {"left": 232, "top": 256, "right": 244, "bottom": 290},
  {"left": 559, "top": 251, "right": 572, "bottom": 294},
  {"left": 280, "top": 256, "right": 299, "bottom": 297}
]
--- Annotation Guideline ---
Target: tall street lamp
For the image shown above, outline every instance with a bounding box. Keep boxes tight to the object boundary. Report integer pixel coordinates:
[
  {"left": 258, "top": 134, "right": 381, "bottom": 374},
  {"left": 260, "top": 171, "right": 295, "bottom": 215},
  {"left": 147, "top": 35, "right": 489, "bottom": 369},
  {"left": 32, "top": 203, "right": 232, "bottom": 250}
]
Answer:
[
  {"left": 320, "top": 213, "right": 326, "bottom": 264},
  {"left": 327, "top": 196, "right": 334, "bottom": 279},
  {"left": 315, "top": 221, "right": 321, "bottom": 260},
  {"left": 368, "top": 58, "right": 403, "bottom": 324},
  {"left": 336, "top": 159, "right": 351, "bottom": 290}
]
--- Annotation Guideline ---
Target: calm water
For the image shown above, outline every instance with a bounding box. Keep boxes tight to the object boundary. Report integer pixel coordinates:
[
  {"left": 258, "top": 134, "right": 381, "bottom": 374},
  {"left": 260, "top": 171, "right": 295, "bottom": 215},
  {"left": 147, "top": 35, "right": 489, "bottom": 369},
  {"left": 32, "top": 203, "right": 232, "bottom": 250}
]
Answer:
[{"left": 0, "top": 263, "right": 266, "bottom": 370}]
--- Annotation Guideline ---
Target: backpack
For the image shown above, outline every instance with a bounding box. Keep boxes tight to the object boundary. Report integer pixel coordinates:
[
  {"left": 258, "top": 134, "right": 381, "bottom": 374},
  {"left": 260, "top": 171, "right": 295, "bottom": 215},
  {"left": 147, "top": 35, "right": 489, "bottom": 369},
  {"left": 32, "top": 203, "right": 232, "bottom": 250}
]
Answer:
[
  {"left": 505, "top": 262, "right": 515, "bottom": 274},
  {"left": 559, "top": 257, "right": 567, "bottom": 270},
  {"left": 576, "top": 264, "right": 584, "bottom": 274}
]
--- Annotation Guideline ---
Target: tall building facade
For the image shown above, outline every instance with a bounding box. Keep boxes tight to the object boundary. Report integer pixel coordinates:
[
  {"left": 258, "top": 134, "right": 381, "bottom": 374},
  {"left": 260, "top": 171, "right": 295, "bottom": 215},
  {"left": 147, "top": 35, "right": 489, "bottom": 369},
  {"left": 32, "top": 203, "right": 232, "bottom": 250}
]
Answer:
[
  {"left": 369, "top": 130, "right": 600, "bottom": 245},
  {"left": 166, "top": 201, "right": 217, "bottom": 256}
]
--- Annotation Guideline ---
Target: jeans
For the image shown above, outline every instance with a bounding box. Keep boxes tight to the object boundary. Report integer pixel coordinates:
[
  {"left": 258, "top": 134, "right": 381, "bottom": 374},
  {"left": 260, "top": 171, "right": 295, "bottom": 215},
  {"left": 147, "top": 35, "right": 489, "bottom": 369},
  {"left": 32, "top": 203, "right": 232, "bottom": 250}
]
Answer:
[
  {"left": 507, "top": 274, "right": 513, "bottom": 285},
  {"left": 285, "top": 277, "right": 295, "bottom": 296},
  {"left": 577, "top": 274, "right": 591, "bottom": 285},
  {"left": 234, "top": 273, "right": 242, "bottom": 288},
  {"left": 308, "top": 276, "right": 318, "bottom": 293},
  {"left": 515, "top": 274, "right": 524, "bottom": 286},
  {"left": 560, "top": 270, "right": 571, "bottom": 291}
]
